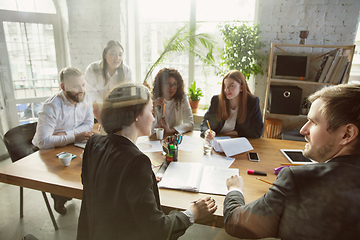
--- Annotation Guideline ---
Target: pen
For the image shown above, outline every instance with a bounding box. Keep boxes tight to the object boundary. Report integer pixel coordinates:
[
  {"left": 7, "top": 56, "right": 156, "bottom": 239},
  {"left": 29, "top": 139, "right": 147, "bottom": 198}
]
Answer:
[
  {"left": 247, "top": 169, "right": 267, "bottom": 176},
  {"left": 274, "top": 166, "right": 286, "bottom": 175},
  {"left": 206, "top": 120, "right": 214, "bottom": 140},
  {"left": 162, "top": 104, "right": 165, "bottom": 118},
  {"left": 256, "top": 177, "right": 273, "bottom": 185},
  {"left": 175, "top": 134, "right": 182, "bottom": 145}
]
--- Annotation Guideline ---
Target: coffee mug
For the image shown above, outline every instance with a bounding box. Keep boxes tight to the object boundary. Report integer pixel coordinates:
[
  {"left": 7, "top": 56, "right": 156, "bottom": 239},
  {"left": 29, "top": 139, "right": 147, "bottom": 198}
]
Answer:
[
  {"left": 58, "top": 153, "right": 72, "bottom": 166},
  {"left": 155, "top": 128, "right": 164, "bottom": 140}
]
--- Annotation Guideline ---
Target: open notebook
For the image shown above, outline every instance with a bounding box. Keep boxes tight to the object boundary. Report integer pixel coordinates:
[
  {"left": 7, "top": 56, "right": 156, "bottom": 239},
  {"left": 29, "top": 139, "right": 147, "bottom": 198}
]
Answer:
[{"left": 157, "top": 162, "right": 239, "bottom": 196}]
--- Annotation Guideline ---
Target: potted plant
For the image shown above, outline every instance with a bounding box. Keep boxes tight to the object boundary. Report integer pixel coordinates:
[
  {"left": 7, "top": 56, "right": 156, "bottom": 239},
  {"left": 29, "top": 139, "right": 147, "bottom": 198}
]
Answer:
[
  {"left": 188, "top": 81, "right": 203, "bottom": 113},
  {"left": 142, "top": 23, "right": 217, "bottom": 87},
  {"left": 217, "top": 21, "right": 266, "bottom": 79}
]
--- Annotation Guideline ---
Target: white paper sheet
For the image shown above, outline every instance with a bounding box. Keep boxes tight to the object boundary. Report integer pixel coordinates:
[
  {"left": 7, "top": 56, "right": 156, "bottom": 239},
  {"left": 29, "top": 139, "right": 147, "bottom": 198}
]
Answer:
[
  {"left": 158, "top": 162, "right": 239, "bottom": 195},
  {"left": 214, "top": 136, "right": 231, "bottom": 140},
  {"left": 199, "top": 166, "right": 239, "bottom": 195},
  {"left": 177, "top": 135, "right": 203, "bottom": 152},
  {"left": 214, "top": 137, "right": 254, "bottom": 157},
  {"left": 174, "top": 126, "right": 187, "bottom": 135},
  {"left": 158, "top": 162, "right": 204, "bottom": 192},
  {"left": 136, "top": 140, "right": 163, "bottom": 152},
  {"left": 198, "top": 154, "right": 235, "bottom": 168},
  {"left": 74, "top": 141, "right": 87, "bottom": 149}
]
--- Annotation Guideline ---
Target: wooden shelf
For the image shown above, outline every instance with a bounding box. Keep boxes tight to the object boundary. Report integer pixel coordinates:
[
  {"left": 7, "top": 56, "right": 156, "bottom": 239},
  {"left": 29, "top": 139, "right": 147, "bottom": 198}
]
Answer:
[
  {"left": 262, "top": 43, "right": 355, "bottom": 135},
  {"left": 273, "top": 43, "right": 355, "bottom": 49},
  {"left": 270, "top": 78, "right": 337, "bottom": 85}
]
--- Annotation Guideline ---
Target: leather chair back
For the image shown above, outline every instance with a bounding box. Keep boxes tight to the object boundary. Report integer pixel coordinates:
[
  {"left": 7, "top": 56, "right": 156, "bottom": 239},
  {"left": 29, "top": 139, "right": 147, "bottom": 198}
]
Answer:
[{"left": 3, "top": 122, "right": 39, "bottom": 163}]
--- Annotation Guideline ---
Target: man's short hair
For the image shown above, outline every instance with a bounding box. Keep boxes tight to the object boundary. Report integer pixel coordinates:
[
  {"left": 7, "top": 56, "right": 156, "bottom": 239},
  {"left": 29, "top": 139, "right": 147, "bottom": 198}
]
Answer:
[
  {"left": 308, "top": 84, "right": 360, "bottom": 153},
  {"left": 101, "top": 83, "right": 151, "bottom": 134},
  {"left": 308, "top": 84, "right": 360, "bottom": 132},
  {"left": 59, "top": 67, "right": 83, "bottom": 83}
]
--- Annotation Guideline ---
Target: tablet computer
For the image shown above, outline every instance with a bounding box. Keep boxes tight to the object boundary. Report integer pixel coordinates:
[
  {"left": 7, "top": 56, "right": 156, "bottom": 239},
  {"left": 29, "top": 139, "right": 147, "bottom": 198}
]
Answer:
[{"left": 280, "top": 149, "right": 316, "bottom": 164}]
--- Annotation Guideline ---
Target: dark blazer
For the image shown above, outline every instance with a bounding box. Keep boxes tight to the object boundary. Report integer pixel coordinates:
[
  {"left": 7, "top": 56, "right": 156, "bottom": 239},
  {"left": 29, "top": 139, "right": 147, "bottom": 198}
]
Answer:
[
  {"left": 200, "top": 93, "right": 263, "bottom": 138},
  {"left": 223, "top": 155, "right": 360, "bottom": 240},
  {"left": 77, "top": 133, "right": 191, "bottom": 240}
]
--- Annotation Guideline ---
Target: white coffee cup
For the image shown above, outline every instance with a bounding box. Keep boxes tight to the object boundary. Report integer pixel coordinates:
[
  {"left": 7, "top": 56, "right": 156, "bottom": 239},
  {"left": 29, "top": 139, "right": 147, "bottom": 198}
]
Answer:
[
  {"left": 155, "top": 128, "right": 164, "bottom": 140},
  {"left": 58, "top": 153, "right": 72, "bottom": 166}
]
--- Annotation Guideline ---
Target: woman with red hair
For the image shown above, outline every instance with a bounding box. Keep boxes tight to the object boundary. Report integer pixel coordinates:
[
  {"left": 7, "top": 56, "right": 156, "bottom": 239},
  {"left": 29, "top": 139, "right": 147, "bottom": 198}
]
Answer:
[{"left": 200, "top": 70, "right": 263, "bottom": 140}]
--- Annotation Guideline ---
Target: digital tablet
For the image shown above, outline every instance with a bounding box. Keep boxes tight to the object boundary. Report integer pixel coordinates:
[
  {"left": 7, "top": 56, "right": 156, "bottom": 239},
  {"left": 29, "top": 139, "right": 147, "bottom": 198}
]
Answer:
[{"left": 280, "top": 149, "right": 316, "bottom": 164}]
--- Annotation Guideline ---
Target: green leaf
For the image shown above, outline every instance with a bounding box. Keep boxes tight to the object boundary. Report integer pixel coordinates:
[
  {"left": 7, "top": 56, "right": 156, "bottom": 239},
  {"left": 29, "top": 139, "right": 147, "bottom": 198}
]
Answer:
[
  {"left": 188, "top": 81, "right": 203, "bottom": 101},
  {"left": 143, "top": 23, "right": 221, "bottom": 84},
  {"left": 217, "top": 21, "right": 265, "bottom": 79}
]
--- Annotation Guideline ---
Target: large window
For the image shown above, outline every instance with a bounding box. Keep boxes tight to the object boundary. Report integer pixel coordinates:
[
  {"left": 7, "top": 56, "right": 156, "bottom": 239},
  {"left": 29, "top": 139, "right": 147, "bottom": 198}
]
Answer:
[
  {"left": 136, "top": 0, "right": 257, "bottom": 106},
  {"left": 0, "top": 0, "right": 56, "bottom": 13},
  {"left": 4, "top": 22, "right": 59, "bottom": 100},
  {"left": 0, "top": 0, "right": 62, "bottom": 126}
]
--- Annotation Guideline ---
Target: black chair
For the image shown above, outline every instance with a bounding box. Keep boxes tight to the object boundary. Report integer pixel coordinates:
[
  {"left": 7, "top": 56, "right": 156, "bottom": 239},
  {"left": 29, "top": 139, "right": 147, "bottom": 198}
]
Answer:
[{"left": 3, "top": 122, "right": 58, "bottom": 230}]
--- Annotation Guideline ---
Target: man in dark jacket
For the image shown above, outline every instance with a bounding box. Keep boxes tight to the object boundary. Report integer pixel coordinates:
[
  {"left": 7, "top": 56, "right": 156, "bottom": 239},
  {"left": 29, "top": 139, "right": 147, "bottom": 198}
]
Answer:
[{"left": 223, "top": 84, "right": 360, "bottom": 239}]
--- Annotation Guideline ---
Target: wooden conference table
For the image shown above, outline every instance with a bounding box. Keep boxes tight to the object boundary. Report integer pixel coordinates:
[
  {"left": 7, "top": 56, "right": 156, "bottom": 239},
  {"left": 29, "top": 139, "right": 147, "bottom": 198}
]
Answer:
[{"left": 0, "top": 131, "right": 305, "bottom": 227}]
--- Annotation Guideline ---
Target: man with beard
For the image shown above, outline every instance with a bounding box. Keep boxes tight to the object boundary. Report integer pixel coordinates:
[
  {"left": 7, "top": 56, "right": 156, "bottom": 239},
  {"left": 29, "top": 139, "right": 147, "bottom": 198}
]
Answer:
[
  {"left": 223, "top": 84, "right": 360, "bottom": 239},
  {"left": 32, "top": 67, "right": 94, "bottom": 215}
]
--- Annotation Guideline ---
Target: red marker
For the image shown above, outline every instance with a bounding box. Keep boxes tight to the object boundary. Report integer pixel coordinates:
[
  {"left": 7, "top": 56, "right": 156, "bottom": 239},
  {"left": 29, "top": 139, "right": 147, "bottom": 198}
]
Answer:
[{"left": 247, "top": 169, "right": 267, "bottom": 176}]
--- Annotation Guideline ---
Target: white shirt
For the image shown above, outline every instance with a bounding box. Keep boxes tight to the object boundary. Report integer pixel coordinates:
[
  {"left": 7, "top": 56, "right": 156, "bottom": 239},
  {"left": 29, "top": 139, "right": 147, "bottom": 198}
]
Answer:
[
  {"left": 164, "top": 98, "right": 177, "bottom": 127},
  {"left": 153, "top": 93, "right": 194, "bottom": 134},
  {"left": 32, "top": 91, "right": 94, "bottom": 149},
  {"left": 84, "top": 60, "right": 132, "bottom": 104},
  {"left": 220, "top": 107, "right": 238, "bottom": 133}
]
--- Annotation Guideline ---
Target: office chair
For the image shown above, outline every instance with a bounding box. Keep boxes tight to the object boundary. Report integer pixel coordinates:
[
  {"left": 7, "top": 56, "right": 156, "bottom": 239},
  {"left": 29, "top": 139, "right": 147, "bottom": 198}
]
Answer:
[{"left": 3, "top": 122, "right": 58, "bottom": 230}]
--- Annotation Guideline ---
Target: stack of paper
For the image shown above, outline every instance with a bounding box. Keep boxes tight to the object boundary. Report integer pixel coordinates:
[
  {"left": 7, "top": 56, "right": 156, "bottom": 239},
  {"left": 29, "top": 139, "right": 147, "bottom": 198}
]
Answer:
[{"left": 213, "top": 137, "right": 254, "bottom": 157}]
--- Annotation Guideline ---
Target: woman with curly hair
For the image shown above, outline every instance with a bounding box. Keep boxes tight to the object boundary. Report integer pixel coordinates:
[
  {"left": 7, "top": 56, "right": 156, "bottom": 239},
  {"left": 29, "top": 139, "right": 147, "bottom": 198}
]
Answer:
[
  {"left": 152, "top": 68, "right": 194, "bottom": 134},
  {"left": 201, "top": 70, "right": 263, "bottom": 140}
]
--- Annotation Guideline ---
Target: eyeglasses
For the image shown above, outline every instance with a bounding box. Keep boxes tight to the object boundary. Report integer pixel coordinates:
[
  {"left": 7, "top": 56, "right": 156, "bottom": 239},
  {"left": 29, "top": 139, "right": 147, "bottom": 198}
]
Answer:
[{"left": 164, "top": 82, "right": 178, "bottom": 88}]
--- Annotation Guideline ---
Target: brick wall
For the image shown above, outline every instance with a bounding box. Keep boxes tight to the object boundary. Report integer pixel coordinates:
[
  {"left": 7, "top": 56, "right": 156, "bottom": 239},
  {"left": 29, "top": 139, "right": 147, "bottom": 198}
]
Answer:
[
  {"left": 255, "top": 0, "right": 360, "bottom": 109},
  {"left": 67, "top": 0, "right": 122, "bottom": 72},
  {"left": 64, "top": 0, "right": 360, "bottom": 103}
]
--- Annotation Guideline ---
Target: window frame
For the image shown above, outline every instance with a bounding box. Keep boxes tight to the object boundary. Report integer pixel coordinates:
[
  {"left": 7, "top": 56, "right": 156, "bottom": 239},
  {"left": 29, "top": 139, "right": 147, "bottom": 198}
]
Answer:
[
  {"left": 129, "top": 0, "right": 260, "bottom": 108},
  {"left": 0, "top": 4, "right": 66, "bottom": 128}
]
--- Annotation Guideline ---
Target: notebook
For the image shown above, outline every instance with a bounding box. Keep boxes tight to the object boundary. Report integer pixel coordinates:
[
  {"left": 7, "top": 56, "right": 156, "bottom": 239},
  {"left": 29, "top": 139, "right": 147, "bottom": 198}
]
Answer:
[{"left": 157, "top": 162, "right": 239, "bottom": 195}]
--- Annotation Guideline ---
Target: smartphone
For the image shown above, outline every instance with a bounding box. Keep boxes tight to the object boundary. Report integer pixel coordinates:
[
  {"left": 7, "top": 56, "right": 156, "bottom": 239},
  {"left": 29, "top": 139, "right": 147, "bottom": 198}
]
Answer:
[
  {"left": 56, "top": 151, "right": 77, "bottom": 159},
  {"left": 248, "top": 152, "right": 260, "bottom": 162}
]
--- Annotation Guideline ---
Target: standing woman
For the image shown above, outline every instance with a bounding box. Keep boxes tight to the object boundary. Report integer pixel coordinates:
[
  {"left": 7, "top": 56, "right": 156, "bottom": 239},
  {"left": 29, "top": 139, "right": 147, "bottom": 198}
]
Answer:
[
  {"left": 77, "top": 83, "right": 217, "bottom": 240},
  {"left": 152, "top": 68, "right": 194, "bottom": 134},
  {"left": 201, "top": 70, "right": 263, "bottom": 139},
  {"left": 84, "top": 40, "right": 132, "bottom": 122}
]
